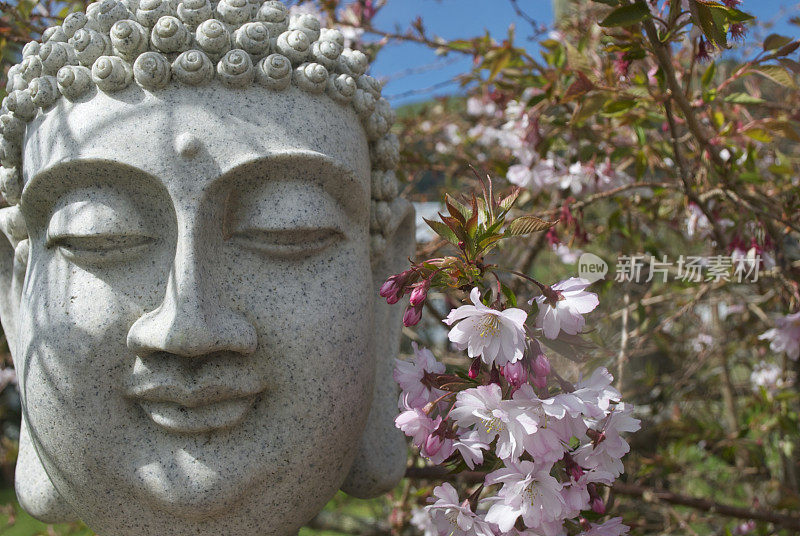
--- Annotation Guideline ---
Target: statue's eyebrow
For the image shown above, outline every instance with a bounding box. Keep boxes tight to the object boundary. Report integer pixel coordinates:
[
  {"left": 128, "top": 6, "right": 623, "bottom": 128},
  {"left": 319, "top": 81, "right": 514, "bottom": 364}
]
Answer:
[
  {"left": 20, "top": 159, "right": 158, "bottom": 209},
  {"left": 219, "top": 150, "right": 368, "bottom": 215}
]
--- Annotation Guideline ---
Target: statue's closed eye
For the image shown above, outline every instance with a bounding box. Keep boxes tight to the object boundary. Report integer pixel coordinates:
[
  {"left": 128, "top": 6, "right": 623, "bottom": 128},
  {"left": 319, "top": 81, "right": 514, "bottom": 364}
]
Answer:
[
  {"left": 46, "top": 197, "right": 156, "bottom": 266},
  {"left": 230, "top": 227, "right": 342, "bottom": 259}
]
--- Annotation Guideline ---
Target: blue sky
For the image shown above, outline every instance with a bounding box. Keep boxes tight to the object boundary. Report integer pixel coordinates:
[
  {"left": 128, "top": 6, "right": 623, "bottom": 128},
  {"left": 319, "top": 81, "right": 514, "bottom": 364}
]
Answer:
[{"left": 369, "top": 0, "right": 800, "bottom": 105}]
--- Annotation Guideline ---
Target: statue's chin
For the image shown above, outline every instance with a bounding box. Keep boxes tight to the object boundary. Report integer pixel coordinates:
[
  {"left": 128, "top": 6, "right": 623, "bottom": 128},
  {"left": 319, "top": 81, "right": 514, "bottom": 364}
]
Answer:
[{"left": 132, "top": 456, "right": 256, "bottom": 521}]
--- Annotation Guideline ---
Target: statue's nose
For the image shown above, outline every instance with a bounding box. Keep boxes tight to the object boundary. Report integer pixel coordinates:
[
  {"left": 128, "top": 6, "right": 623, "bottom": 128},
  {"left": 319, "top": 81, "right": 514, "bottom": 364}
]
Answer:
[{"left": 126, "top": 231, "right": 257, "bottom": 358}]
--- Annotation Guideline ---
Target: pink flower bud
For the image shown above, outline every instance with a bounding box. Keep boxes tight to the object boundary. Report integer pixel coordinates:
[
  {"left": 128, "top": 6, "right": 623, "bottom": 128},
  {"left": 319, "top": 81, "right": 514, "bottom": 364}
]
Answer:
[
  {"left": 403, "top": 304, "right": 423, "bottom": 327},
  {"left": 468, "top": 356, "right": 481, "bottom": 380},
  {"left": 502, "top": 360, "right": 527, "bottom": 388},
  {"left": 380, "top": 269, "right": 414, "bottom": 304},
  {"left": 532, "top": 375, "right": 547, "bottom": 389},
  {"left": 590, "top": 497, "right": 605, "bottom": 514},
  {"left": 565, "top": 454, "right": 585, "bottom": 481},
  {"left": 422, "top": 433, "right": 443, "bottom": 458},
  {"left": 588, "top": 483, "right": 605, "bottom": 514},
  {"left": 532, "top": 353, "right": 550, "bottom": 378},
  {"left": 409, "top": 279, "right": 430, "bottom": 307}
]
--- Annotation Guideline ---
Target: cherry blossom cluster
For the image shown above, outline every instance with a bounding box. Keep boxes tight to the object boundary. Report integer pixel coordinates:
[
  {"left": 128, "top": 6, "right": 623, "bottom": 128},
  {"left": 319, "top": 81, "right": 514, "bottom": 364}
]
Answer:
[
  {"left": 460, "top": 93, "right": 633, "bottom": 198},
  {"left": 382, "top": 179, "right": 639, "bottom": 536}
]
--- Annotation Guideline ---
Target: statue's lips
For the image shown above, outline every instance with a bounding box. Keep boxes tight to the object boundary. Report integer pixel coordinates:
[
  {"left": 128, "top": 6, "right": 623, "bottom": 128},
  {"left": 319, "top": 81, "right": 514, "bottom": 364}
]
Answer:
[{"left": 124, "top": 383, "right": 265, "bottom": 434}]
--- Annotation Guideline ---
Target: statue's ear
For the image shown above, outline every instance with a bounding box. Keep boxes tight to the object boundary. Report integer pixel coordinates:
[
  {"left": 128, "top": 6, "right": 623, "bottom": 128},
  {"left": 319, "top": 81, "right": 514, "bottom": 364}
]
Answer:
[
  {"left": 0, "top": 205, "right": 29, "bottom": 354},
  {"left": 0, "top": 204, "right": 78, "bottom": 523},
  {"left": 341, "top": 198, "right": 415, "bottom": 498}
]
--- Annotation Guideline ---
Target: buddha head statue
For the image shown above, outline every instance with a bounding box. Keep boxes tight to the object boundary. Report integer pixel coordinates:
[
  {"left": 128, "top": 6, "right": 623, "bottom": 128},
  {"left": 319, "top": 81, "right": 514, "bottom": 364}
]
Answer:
[{"left": 0, "top": 1, "right": 414, "bottom": 534}]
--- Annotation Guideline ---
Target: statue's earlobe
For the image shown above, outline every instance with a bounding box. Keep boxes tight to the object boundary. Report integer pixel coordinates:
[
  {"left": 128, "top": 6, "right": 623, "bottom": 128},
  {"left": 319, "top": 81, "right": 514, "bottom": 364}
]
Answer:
[
  {"left": 0, "top": 205, "right": 78, "bottom": 523},
  {"left": 341, "top": 197, "right": 415, "bottom": 498}
]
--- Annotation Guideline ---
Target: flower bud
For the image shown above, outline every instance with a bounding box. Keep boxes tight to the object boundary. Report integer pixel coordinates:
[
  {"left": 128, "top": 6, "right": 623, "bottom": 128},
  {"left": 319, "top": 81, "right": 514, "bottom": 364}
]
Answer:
[
  {"left": 379, "top": 279, "right": 397, "bottom": 298},
  {"left": 468, "top": 356, "right": 481, "bottom": 380},
  {"left": 408, "top": 279, "right": 430, "bottom": 307},
  {"left": 422, "top": 433, "right": 443, "bottom": 458},
  {"left": 588, "top": 483, "right": 605, "bottom": 514},
  {"left": 502, "top": 360, "right": 527, "bottom": 388},
  {"left": 532, "top": 353, "right": 550, "bottom": 378},
  {"left": 380, "top": 269, "right": 414, "bottom": 304},
  {"left": 403, "top": 303, "right": 423, "bottom": 327},
  {"left": 564, "top": 454, "right": 585, "bottom": 481},
  {"left": 532, "top": 375, "right": 547, "bottom": 390}
]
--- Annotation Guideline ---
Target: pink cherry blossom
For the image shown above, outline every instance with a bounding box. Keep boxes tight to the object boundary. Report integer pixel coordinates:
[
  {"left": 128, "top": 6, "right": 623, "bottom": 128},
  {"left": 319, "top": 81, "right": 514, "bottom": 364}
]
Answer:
[
  {"left": 562, "top": 469, "right": 615, "bottom": 518},
  {"left": 511, "top": 385, "right": 572, "bottom": 463},
  {"left": 759, "top": 311, "right": 800, "bottom": 360},
  {"left": 426, "top": 483, "right": 496, "bottom": 536},
  {"left": 395, "top": 407, "right": 440, "bottom": 448},
  {"left": 393, "top": 343, "right": 446, "bottom": 409},
  {"left": 532, "top": 278, "right": 599, "bottom": 339},
  {"left": 445, "top": 287, "right": 528, "bottom": 367},
  {"left": 574, "top": 404, "right": 640, "bottom": 477},
  {"left": 484, "top": 460, "right": 566, "bottom": 532},
  {"left": 573, "top": 367, "right": 621, "bottom": 418},
  {"left": 451, "top": 384, "right": 537, "bottom": 460}
]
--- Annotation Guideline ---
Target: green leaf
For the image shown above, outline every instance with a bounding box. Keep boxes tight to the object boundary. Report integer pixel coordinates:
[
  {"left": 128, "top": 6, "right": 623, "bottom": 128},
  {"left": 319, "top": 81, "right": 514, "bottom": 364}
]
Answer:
[
  {"left": 423, "top": 217, "right": 459, "bottom": 245},
  {"left": 765, "top": 119, "right": 800, "bottom": 142},
  {"left": 752, "top": 65, "right": 799, "bottom": 89},
  {"left": 723, "top": 92, "right": 764, "bottom": 104},
  {"left": 499, "top": 188, "right": 522, "bottom": 212},
  {"left": 601, "top": 99, "right": 637, "bottom": 117},
  {"left": 763, "top": 34, "right": 793, "bottom": 51},
  {"left": 500, "top": 283, "right": 518, "bottom": 308},
  {"left": 487, "top": 49, "right": 512, "bottom": 82},
  {"left": 742, "top": 128, "right": 772, "bottom": 143},
  {"left": 505, "top": 216, "right": 557, "bottom": 237},
  {"left": 565, "top": 43, "right": 593, "bottom": 74},
  {"left": 445, "top": 194, "right": 470, "bottom": 223},
  {"left": 690, "top": 0, "right": 728, "bottom": 49},
  {"left": 598, "top": 2, "right": 651, "bottom": 27},
  {"left": 701, "top": 61, "right": 716, "bottom": 87},
  {"left": 726, "top": 7, "right": 754, "bottom": 22},
  {"left": 778, "top": 58, "right": 800, "bottom": 75}
]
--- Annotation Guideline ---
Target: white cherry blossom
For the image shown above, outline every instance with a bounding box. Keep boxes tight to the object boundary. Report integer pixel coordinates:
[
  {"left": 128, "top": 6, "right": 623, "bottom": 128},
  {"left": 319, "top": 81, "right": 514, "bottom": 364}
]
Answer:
[
  {"left": 532, "top": 278, "right": 599, "bottom": 339},
  {"left": 426, "top": 483, "right": 496, "bottom": 536},
  {"left": 445, "top": 287, "right": 528, "bottom": 367},
  {"left": 574, "top": 404, "right": 640, "bottom": 477},
  {"left": 393, "top": 343, "right": 446, "bottom": 409},
  {"left": 759, "top": 311, "right": 800, "bottom": 360},
  {"left": 451, "top": 384, "right": 537, "bottom": 460},
  {"left": 484, "top": 460, "right": 566, "bottom": 532}
]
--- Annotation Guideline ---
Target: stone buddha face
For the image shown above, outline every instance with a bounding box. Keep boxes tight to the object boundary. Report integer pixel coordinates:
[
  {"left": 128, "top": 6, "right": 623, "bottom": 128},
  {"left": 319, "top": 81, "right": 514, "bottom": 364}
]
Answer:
[{"left": 0, "top": 2, "right": 413, "bottom": 534}]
